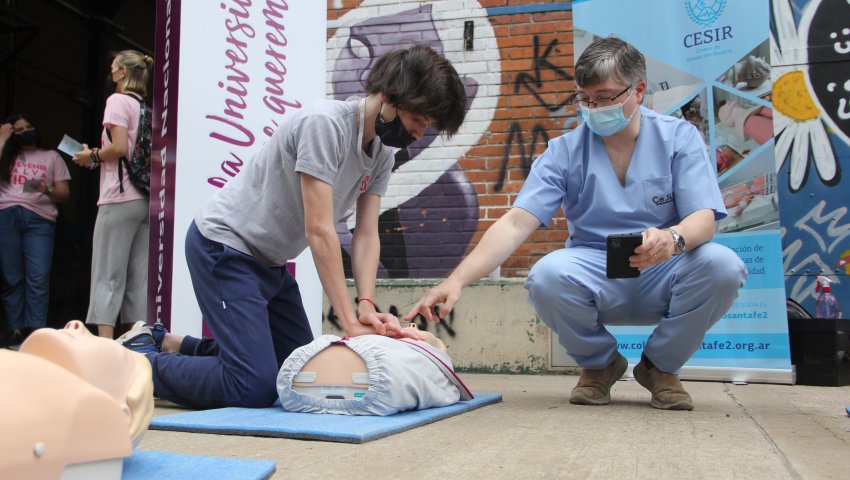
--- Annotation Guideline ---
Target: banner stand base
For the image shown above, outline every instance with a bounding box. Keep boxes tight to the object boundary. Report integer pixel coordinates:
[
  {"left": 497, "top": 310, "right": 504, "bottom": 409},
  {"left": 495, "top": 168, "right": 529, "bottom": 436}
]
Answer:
[{"left": 625, "top": 366, "right": 794, "bottom": 385}]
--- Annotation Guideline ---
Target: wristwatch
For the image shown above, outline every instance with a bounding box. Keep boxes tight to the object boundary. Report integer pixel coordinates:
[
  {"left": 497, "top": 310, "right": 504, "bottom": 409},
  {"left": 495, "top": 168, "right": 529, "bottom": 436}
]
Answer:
[{"left": 666, "top": 228, "right": 686, "bottom": 255}]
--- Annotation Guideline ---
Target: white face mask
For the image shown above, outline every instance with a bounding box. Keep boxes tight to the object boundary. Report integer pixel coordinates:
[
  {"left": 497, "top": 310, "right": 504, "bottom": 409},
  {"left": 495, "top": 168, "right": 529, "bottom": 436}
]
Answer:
[{"left": 579, "top": 88, "right": 637, "bottom": 136}]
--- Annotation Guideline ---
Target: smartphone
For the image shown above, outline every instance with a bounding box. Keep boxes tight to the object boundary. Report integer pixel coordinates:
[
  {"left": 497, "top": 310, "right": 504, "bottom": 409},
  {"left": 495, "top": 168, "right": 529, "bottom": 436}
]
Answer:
[
  {"left": 22, "top": 178, "right": 40, "bottom": 193},
  {"left": 606, "top": 233, "right": 643, "bottom": 279}
]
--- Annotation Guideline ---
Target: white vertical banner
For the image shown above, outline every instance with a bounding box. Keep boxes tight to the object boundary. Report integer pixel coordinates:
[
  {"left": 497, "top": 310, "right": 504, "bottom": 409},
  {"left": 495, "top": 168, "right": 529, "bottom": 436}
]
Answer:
[{"left": 153, "top": 1, "right": 327, "bottom": 337}]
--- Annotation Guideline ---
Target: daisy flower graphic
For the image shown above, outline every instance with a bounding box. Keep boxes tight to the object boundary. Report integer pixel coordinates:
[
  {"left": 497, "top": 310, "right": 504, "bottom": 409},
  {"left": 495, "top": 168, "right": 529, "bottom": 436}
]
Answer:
[{"left": 770, "top": 0, "right": 839, "bottom": 192}]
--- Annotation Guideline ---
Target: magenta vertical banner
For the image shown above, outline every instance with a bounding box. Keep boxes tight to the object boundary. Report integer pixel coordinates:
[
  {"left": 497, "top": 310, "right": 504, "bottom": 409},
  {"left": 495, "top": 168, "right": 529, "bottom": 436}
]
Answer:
[{"left": 148, "top": 0, "right": 181, "bottom": 329}]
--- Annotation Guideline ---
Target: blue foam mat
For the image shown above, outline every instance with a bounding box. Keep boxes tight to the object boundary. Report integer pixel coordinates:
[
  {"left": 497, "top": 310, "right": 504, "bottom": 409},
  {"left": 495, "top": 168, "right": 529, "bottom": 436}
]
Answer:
[
  {"left": 846, "top": 406, "right": 849, "bottom": 416},
  {"left": 123, "top": 449, "right": 275, "bottom": 480},
  {"left": 150, "top": 392, "right": 501, "bottom": 443}
]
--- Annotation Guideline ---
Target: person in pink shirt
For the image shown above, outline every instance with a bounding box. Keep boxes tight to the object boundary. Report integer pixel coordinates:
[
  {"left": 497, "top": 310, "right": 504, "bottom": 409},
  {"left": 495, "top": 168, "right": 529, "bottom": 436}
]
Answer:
[
  {"left": 0, "top": 114, "right": 71, "bottom": 346},
  {"left": 72, "top": 50, "right": 153, "bottom": 339}
]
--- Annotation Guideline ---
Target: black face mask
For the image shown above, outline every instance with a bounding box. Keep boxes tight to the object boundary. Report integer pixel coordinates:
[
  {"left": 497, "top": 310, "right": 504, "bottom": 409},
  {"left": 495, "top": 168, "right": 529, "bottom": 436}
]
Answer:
[
  {"left": 374, "top": 109, "right": 416, "bottom": 148},
  {"left": 14, "top": 130, "right": 37, "bottom": 146},
  {"left": 106, "top": 73, "right": 118, "bottom": 93}
]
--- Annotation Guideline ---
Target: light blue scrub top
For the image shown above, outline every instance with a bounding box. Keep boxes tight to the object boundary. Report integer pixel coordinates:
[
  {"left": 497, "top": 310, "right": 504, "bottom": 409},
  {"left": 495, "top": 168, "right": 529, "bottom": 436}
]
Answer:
[{"left": 514, "top": 107, "right": 726, "bottom": 250}]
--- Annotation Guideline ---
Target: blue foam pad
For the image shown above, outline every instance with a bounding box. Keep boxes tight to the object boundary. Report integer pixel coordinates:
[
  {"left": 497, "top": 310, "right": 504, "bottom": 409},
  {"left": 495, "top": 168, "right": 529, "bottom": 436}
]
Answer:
[
  {"left": 846, "top": 406, "right": 849, "bottom": 416},
  {"left": 150, "top": 392, "right": 501, "bottom": 443},
  {"left": 123, "top": 449, "right": 275, "bottom": 480}
]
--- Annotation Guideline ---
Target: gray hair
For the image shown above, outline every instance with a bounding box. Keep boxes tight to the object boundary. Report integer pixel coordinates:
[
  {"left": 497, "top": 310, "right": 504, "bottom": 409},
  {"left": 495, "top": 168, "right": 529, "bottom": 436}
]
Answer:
[{"left": 575, "top": 36, "right": 646, "bottom": 88}]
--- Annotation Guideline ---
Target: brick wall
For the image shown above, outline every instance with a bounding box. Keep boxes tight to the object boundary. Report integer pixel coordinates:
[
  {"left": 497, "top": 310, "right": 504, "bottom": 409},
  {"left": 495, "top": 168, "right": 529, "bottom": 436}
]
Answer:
[{"left": 327, "top": 0, "right": 574, "bottom": 278}]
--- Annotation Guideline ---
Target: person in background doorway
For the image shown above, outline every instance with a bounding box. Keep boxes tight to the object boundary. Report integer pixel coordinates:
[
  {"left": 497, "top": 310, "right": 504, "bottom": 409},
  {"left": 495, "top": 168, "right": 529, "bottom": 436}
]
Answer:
[
  {"left": 0, "top": 114, "right": 71, "bottom": 347},
  {"left": 72, "top": 50, "right": 153, "bottom": 339}
]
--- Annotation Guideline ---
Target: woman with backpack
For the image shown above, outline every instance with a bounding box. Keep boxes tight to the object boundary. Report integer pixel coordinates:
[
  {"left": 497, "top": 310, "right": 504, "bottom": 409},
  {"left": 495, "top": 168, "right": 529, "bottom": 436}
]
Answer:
[
  {"left": 0, "top": 114, "right": 71, "bottom": 346},
  {"left": 72, "top": 50, "right": 153, "bottom": 339}
]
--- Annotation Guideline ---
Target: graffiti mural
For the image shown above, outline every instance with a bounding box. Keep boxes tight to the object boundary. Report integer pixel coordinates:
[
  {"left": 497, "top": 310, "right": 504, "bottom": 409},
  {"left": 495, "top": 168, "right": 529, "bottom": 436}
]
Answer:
[
  {"left": 327, "top": 1, "right": 498, "bottom": 278},
  {"left": 771, "top": 0, "right": 850, "bottom": 313},
  {"left": 496, "top": 35, "right": 573, "bottom": 192}
]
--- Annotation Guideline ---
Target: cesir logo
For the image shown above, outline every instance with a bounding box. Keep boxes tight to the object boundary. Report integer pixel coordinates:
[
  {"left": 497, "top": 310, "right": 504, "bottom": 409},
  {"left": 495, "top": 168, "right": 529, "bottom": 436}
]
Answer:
[{"left": 685, "top": 0, "right": 727, "bottom": 27}]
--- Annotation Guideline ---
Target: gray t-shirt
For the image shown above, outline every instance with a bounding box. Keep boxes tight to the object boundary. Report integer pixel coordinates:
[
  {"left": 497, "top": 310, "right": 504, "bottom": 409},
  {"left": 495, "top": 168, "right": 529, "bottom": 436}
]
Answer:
[{"left": 196, "top": 99, "right": 395, "bottom": 266}]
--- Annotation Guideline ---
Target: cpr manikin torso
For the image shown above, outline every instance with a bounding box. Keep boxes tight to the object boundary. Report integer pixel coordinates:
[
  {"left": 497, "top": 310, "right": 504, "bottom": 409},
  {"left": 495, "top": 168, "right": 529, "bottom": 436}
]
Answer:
[
  {"left": 0, "top": 321, "right": 154, "bottom": 479},
  {"left": 290, "top": 343, "right": 371, "bottom": 400},
  {"left": 277, "top": 325, "right": 472, "bottom": 416}
]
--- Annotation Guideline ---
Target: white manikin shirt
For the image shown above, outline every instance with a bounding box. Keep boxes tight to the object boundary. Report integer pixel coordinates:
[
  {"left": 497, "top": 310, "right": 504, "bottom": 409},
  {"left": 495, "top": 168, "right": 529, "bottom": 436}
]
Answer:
[{"left": 277, "top": 335, "right": 473, "bottom": 416}]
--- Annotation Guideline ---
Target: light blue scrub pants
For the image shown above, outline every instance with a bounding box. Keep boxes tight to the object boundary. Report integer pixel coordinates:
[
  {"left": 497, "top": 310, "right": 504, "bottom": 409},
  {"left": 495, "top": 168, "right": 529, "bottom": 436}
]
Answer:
[{"left": 526, "top": 243, "right": 747, "bottom": 374}]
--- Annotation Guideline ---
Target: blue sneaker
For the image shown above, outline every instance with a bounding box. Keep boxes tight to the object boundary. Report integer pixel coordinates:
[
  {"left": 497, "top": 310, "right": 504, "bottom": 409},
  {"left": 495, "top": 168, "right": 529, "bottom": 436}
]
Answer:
[
  {"left": 149, "top": 322, "right": 169, "bottom": 350},
  {"left": 117, "top": 321, "right": 158, "bottom": 354}
]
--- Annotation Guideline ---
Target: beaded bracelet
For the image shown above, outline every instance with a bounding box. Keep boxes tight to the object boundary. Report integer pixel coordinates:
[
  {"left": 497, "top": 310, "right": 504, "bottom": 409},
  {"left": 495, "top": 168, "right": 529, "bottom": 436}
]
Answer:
[
  {"left": 355, "top": 297, "right": 378, "bottom": 310},
  {"left": 89, "top": 148, "right": 101, "bottom": 170}
]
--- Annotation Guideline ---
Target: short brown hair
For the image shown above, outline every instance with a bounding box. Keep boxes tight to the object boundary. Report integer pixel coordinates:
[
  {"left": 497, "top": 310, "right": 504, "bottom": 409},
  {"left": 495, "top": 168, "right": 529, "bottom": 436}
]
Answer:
[{"left": 365, "top": 45, "right": 467, "bottom": 137}]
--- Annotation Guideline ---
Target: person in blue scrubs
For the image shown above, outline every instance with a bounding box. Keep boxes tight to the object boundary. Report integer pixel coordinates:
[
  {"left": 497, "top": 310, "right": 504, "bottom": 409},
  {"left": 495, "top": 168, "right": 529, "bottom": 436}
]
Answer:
[{"left": 406, "top": 36, "right": 746, "bottom": 410}]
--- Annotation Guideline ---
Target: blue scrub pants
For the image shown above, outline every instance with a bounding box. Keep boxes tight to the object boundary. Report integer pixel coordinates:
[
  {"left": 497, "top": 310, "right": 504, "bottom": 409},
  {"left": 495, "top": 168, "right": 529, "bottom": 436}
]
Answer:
[
  {"left": 0, "top": 206, "right": 55, "bottom": 331},
  {"left": 526, "top": 243, "right": 746, "bottom": 374},
  {"left": 146, "top": 222, "right": 314, "bottom": 409}
]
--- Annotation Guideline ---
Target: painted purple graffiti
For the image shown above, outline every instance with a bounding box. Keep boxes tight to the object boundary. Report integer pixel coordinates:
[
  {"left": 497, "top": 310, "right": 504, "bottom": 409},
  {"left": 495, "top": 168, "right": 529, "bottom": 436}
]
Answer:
[{"left": 331, "top": 4, "right": 481, "bottom": 278}]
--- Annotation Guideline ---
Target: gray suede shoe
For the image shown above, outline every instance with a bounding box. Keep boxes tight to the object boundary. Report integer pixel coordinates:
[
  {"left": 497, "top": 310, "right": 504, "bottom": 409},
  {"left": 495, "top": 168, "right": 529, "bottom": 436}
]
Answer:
[
  {"left": 633, "top": 354, "right": 694, "bottom": 411},
  {"left": 569, "top": 353, "right": 628, "bottom": 405}
]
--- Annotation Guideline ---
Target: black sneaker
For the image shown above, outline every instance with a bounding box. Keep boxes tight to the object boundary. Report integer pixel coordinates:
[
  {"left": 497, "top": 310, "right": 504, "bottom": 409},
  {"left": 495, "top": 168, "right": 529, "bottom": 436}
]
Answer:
[{"left": 2, "top": 328, "right": 33, "bottom": 349}]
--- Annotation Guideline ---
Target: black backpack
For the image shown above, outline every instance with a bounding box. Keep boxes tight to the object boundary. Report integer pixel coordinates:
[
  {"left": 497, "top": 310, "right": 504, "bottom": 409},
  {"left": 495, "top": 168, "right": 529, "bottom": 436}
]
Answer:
[{"left": 106, "top": 93, "right": 152, "bottom": 194}]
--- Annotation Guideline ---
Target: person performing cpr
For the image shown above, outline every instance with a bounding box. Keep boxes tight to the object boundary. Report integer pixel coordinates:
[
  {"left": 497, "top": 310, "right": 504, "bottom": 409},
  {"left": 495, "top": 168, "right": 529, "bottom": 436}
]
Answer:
[
  {"left": 115, "top": 45, "right": 468, "bottom": 410},
  {"left": 406, "top": 36, "right": 746, "bottom": 411}
]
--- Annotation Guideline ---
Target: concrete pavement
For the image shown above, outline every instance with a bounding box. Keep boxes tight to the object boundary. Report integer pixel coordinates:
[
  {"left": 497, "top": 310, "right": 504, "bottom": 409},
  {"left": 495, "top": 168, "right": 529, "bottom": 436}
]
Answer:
[{"left": 140, "top": 373, "right": 850, "bottom": 479}]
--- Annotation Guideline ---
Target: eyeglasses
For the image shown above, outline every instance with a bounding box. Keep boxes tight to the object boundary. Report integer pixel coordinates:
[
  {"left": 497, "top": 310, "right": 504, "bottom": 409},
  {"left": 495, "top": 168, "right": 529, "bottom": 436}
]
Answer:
[
  {"left": 571, "top": 85, "right": 633, "bottom": 109},
  {"left": 12, "top": 126, "right": 35, "bottom": 134}
]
